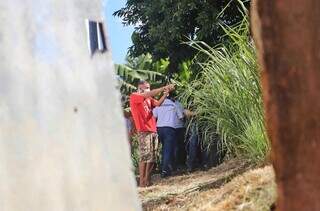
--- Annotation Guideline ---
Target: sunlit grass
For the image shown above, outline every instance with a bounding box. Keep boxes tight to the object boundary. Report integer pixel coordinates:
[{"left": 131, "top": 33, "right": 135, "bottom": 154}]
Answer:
[{"left": 180, "top": 18, "right": 269, "bottom": 164}]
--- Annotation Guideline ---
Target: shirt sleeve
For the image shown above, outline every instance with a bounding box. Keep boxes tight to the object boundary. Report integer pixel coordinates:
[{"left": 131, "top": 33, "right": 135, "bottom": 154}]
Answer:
[
  {"left": 130, "top": 93, "right": 144, "bottom": 104},
  {"left": 175, "top": 102, "right": 185, "bottom": 119},
  {"left": 153, "top": 107, "right": 158, "bottom": 118}
]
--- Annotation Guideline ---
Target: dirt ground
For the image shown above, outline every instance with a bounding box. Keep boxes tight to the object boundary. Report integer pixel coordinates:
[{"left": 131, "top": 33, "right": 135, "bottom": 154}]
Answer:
[{"left": 139, "top": 159, "right": 276, "bottom": 210}]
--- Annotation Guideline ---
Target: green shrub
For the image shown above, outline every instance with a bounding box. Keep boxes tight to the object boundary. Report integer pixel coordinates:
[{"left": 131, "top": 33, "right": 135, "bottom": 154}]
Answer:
[{"left": 180, "top": 19, "right": 269, "bottom": 164}]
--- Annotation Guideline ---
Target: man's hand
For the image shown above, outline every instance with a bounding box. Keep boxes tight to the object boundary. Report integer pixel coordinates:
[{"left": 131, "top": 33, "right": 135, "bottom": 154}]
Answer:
[
  {"left": 184, "top": 109, "right": 196, "bottom": 118},
  {"left": 163, "top": 88, "right": 170, "bottom": 97},
  {"left": 154, "top": 87, "right": 170, "bottom": 107},
  {"left": 164, "top": 84, "right": 175, "bottom": 92}
]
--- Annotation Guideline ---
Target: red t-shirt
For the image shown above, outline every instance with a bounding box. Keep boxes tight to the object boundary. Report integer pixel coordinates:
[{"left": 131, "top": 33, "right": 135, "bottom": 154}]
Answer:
[{"left": 130, "top": 93, "right": 158, "bottom": 133}]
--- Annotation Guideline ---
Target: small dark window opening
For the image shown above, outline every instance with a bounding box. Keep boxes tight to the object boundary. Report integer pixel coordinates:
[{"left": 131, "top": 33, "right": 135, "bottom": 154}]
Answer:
[{"left": 85, "top": 19, "right": 107, "bottom": 56}]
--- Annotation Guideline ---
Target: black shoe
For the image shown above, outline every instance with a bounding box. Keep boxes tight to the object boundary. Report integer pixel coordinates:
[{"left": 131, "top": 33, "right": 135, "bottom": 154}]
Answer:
[
  {"left": 160, "top": 172, "right": 170, "bottom": 178},
  {"left": 200, "top": 164, "right": 209, "bottom": 171},
  {"left": 187, "top": 168, "right": 195, "bottom": 173},
  {"left": 177, "top": 165, "right": 187, "bottom": 171}
]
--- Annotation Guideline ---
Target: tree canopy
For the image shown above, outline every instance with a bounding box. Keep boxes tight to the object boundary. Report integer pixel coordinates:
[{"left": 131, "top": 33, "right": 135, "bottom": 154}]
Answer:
[{"left": 114, "top": 0, "right": 250, "bottom": 73}]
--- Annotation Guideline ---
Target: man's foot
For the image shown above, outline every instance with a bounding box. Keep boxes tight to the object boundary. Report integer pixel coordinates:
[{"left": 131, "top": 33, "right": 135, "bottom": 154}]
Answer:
[
  {"left": 145, "top": 182, "right": 153, "bottom": 187},
  {"left": 160, "top": 171, "right": 170, "bottom": 178},
  {"left": 200, "top": 164, "right": 209, "bottom": 171},
  {"left": 139, "top": 183, "right": 146, "bottom": 188},
  {"left": 187, "top": 167, "right": 196, "bottom": 173}
]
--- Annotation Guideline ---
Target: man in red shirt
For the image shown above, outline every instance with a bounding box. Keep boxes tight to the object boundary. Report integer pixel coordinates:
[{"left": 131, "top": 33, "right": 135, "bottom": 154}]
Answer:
[{"left": 130, "top": 80, "right": 174, "bottom": 187}]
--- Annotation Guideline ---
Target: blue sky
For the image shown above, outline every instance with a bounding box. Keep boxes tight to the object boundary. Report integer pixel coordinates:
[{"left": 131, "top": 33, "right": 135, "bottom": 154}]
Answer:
[{"left": 104, "top": 0, "right": 134, "bottom": 64}]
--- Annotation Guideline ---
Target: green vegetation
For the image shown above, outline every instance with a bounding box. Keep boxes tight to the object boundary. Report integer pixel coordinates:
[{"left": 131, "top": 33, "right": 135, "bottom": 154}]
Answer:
[
  {"left": 130, "top": 135, "right": 140, "bottom": 174},
  {"left": 180, "top": 19, "right": 269, "bottom": 163},
  {"left": 115, "top": 54, "right": 167, "bottom": 96},
  {"left": 114, "top": 0, "right": 250, "bottom": 73},
  {"left": 115, "top": 54, "right": 169, "bottom": 108},
  {"left": 115, "top": 1, "right": 269, "bottom": 165}
]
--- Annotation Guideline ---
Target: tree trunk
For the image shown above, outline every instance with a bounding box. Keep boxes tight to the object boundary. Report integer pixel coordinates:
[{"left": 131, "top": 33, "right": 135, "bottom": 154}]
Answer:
[{"left": 251, "top": 0, "right": 320, "bottom": 210}]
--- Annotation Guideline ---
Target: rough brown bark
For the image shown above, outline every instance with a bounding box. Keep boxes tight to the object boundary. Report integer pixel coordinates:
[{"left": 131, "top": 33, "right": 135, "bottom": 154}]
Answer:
[{"left": 251, "top": 0, "right": 320, "bottom": 210}]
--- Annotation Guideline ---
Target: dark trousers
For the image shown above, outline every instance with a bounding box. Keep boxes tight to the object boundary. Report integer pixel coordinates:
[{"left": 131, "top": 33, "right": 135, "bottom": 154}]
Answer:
[
  {"left": 157, "top": 127, "right": 177, "bottom": 175},
  {"left": 187, "top": 132, "right": 226, "bottom": 171},
  {"left": 202, "top": 134, "right": 226, "bottom": 168},
  {"left": 175, "top": 127, "right": 187, "bottom": 167},
  {"left": 187, "top": 130, "right": 201, "bottom": 170}
]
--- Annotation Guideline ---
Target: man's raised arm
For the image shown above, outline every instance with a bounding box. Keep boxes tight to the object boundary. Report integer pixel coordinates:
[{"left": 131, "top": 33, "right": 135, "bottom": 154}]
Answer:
[{"left": 140, "top": 84, "right": 175, "bottom": 98}]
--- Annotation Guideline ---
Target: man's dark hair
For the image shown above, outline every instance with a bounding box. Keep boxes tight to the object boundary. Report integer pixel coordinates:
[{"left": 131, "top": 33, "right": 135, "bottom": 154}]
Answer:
[
  {"left": 137, "top": 80, "right": 147, "bottom": 86},
  {"left": 167, "top": 91, "right": 177, "bottom": 102}
]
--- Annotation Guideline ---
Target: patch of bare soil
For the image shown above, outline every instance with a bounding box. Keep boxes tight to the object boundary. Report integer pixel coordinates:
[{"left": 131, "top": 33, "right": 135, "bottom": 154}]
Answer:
[{"left": 139, "top": 159, "right": 276, "bottom": 211}]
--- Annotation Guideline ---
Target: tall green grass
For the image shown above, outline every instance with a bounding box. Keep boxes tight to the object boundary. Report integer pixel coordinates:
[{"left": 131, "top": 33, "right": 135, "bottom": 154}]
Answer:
[{"left": 180, "top": 19, "right": 269, "bottom": 163}]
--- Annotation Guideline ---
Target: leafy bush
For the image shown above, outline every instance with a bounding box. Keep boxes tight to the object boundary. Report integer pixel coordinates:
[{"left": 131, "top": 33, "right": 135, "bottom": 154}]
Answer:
[
  {"left": 180, "top": 19, "right": 269, "bottom": 163},
  {"left": 115, "top": 54, "right": 166, "bottom": 95}
]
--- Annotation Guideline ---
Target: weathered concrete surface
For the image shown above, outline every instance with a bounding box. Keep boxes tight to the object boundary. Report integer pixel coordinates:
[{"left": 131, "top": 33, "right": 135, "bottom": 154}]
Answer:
[
  {"left": 0, "top": 0, "right": 140, "bottom": 210},
  {"left": 251, "top": 0, "right": 320, "bottom": 210}
]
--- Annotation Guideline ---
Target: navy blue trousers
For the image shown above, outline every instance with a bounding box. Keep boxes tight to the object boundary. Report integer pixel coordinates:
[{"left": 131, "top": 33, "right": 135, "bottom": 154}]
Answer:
[{"left": 157, "top": 127, "right": 177, "bottom": 175}]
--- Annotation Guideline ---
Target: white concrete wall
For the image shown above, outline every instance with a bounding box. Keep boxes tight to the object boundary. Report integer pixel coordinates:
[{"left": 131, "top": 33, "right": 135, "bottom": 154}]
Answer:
[{"left": 0, "top": 0, "right": 140, "bottom": 210}]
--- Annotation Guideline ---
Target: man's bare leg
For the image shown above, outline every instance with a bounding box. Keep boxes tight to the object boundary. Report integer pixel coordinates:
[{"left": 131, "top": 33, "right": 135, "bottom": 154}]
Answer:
[
  {"left": 139, "top": 161, "right": 147, "bottom": 187},
  {"left": 145, "top": 162, "right": 155, "bottom": 187}
]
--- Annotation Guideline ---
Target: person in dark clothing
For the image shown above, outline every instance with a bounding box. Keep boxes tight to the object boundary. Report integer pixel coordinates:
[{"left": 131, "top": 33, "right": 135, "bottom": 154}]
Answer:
[
  {"left": 201, "top": 134, "right": 226, "bottom": 169},
  {"left": 187, "top": 123, "right": 226, "bottom": 172},
  {"left": 173, "top": 100, "right": 187, "bottom": 170},
  {"left": 186, "top": 122, "right": 201, "bottom": 172},
  {"left": 175, "top": 127, "right": 187, "bottom": 168}
]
